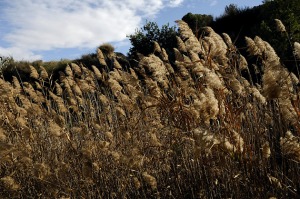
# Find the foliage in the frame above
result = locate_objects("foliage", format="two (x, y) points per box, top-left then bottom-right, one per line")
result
(258, 0), (300, 63)
(77, 53), (99, 68)
(99, 43), (115, 55)
(211, 0), (300, 74)
(127, 21), (178, 58)
(0, 58), (72, 82)
(0, 56), (14, 75)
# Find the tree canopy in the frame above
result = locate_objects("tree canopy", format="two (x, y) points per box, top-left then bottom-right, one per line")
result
(127, 21), (178, 58)
(210, 0), (300, 73)
(127, 0), (300, 74)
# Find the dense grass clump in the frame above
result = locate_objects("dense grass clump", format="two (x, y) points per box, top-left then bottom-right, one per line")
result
(0, 20), (299, 198)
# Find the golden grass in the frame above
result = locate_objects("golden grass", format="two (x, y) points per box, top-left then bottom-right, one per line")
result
(0, 20), (299, 198)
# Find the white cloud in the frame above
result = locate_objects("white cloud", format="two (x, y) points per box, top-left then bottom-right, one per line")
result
(169, 0), (184, 7)
(0, 0), (184, 60)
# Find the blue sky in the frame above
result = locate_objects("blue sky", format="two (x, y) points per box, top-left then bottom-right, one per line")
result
(0, 0), (263, 61)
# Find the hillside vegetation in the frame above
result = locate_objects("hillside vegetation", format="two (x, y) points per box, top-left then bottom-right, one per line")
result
(184, 0), (300, 75)
(0, 19), (300, 198)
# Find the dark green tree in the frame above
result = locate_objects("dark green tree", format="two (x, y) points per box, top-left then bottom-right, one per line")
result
(257, 0), (300, 67)
(223, 4), (240, 17)
(127, 21), (178, 58)
(182, 13), (213, 38)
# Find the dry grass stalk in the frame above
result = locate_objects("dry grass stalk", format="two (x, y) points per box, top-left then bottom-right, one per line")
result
(0, 21), (299, 199)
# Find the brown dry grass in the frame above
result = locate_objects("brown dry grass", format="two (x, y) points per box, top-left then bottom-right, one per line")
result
(0, 20), (299, 198)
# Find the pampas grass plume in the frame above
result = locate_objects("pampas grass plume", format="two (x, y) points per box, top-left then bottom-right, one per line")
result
(153, 41), (162, 53)
(34, 163), (51, 180)
(262, 141), (271, 159)
(70, 63), (82, 76)
(133, 177), (141, 189)
(55, 82), (63, 96)
(0, 128), (6, 141)
(29, 65), (39, 79)
(274, 19), (286, 32)
(149, 132), (162, 147)
(280, 131), (300, 162)
(294, 42), (300, 59)
(0, 176), (20, 191)
(65, 64), (73, 77)
(39, 66), (49, 80)
(245, 37), (260, 56)
(97, 48), (107, 66)
(142, 172), (157, 190)
(48, 120), (63, 137)
(92, 65), (102, 80)
(176, 36), (187, 53)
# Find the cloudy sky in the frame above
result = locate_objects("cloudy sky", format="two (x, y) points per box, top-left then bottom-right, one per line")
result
(0, 0), (263, 61)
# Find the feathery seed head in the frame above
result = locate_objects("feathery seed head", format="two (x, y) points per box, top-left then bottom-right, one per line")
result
(153, 41), (162, 53)
(91, 65), (102, 80)
(29, 65), (39, 79)
(133, 177), (141, 189)
(176, 36), (187, 53)
(65, 64), (73, 77)
(176, 20), (203, 53)
(161, 48), (169, 62)
(142, 172), (157, 190)
(70, 63), (82, 76)
(55, 82), (63, 96)
(0, 176), (20, 191)
(113, 57), (122, 69)
(34, 163), (51, 180)
(222, 33), (234, 48)
(245, 37), (260, 56)
(108, 78), (123, 95)
(262, 141), (271, 159)
(294, 42), (300, 59)
(280, 131), (300, 162)
(275, 19), (286, 32)
(0, 128), (6, 141)
(97, 48), (107, 66)
(48, 120), (63, 137)
(149, 132), (162, 147)
(39, 66), (49, 80)
(238, 55), (248, 71)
